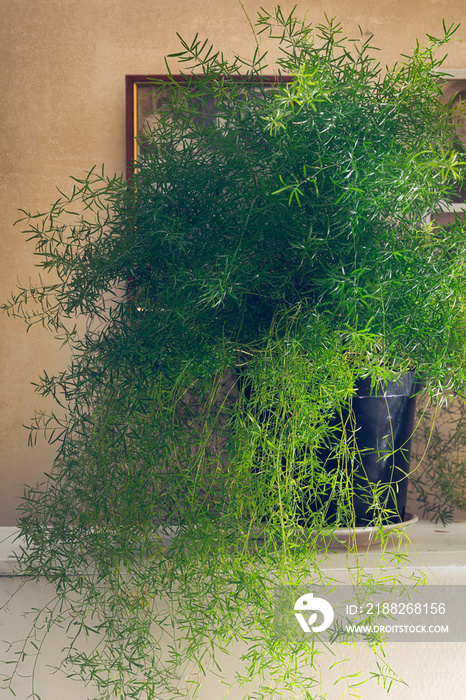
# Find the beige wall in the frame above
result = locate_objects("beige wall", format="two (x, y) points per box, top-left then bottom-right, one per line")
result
(1, 0), (466, 526)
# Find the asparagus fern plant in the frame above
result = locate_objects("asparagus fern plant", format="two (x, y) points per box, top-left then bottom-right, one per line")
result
(2, 7), (466, 699)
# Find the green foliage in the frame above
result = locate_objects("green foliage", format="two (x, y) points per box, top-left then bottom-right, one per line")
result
(2, 7), (466, 699)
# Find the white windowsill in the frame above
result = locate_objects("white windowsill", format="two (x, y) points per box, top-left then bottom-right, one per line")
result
(438, 202), (466, 213)
(1, 520), (466, 576)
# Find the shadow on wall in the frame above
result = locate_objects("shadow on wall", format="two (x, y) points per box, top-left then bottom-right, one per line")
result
(408, 395), (466, 523)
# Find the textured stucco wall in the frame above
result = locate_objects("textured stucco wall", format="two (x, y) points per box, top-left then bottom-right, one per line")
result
(1, 0), (466, 527)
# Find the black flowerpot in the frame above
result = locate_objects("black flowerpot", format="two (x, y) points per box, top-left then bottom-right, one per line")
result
(310, 371), (421, 527)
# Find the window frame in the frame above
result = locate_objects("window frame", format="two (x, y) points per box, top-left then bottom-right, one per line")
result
(125, 74), (289, 179)
(433, 69), (466, 224)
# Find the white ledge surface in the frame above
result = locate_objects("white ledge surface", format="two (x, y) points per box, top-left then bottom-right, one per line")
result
(1, 520), (466, 577)
(322, 518), (466, 575)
